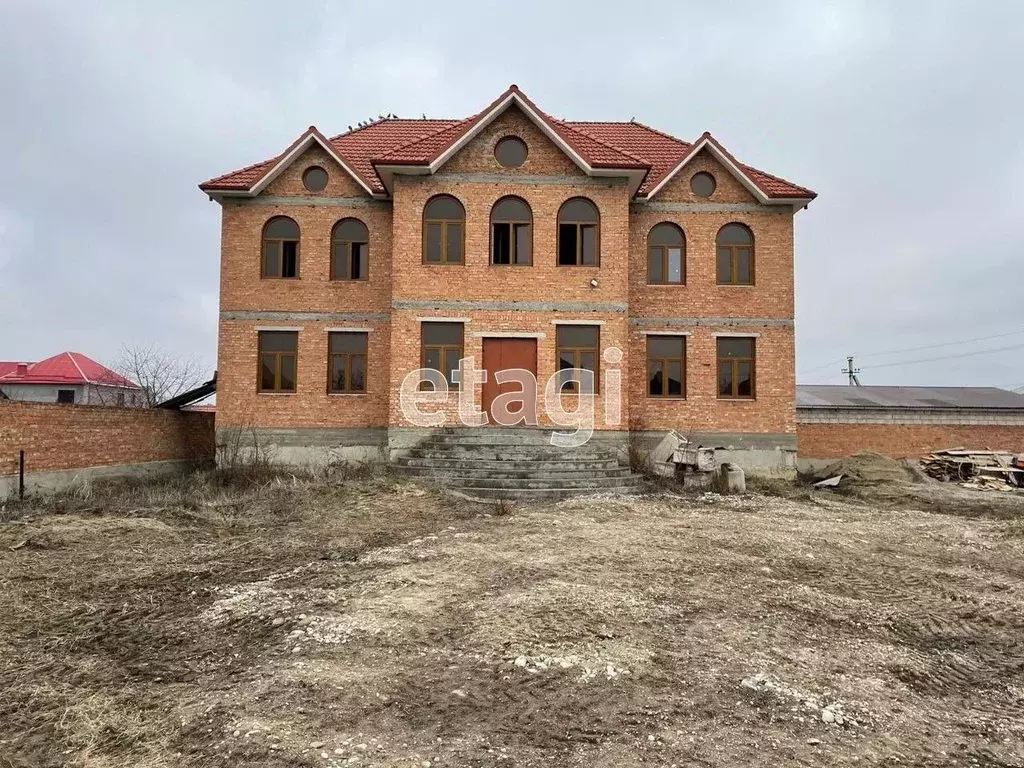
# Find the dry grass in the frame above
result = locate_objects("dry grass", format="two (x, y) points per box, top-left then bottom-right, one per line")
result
(3, 466), (1024, 767)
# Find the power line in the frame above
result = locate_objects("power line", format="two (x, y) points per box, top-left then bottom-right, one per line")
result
(857, 329), (1024, 360)
(862, 342), (1024, 371)
(797, 328), (1024, 377)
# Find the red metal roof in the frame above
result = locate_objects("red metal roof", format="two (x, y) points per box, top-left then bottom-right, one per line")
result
(0, 352), (140, 388)
(200, 86), (815, 200)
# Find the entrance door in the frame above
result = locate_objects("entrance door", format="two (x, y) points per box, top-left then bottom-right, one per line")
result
(481, 337), (538, 425)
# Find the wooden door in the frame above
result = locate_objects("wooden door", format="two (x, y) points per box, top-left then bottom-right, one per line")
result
(481, 338), (538, 425)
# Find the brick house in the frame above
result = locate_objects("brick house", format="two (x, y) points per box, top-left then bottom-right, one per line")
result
(199, 85), (815, 467)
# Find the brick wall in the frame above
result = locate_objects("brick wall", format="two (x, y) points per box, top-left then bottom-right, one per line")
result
(0, 401), (215, 477)
(213, 105), (799, 439)
(797, 409), (1024, 459)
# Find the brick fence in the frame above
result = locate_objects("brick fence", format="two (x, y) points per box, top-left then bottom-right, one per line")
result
(796, 406), (1024, 465)
(0, 401), (215, 494)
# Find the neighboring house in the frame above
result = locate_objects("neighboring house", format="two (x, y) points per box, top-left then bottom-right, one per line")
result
(199, 85), (816, 467)
(0, 352), (143, 407)
(797, 385), (1024, 469)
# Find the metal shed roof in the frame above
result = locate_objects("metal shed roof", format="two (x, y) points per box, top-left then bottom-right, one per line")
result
(796, 385), (1024, 410)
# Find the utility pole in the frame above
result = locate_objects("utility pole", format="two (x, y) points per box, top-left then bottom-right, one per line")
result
(842, 356), (862, 386)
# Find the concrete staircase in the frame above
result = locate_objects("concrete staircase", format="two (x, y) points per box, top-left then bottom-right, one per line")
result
(392, 427), (643, 500)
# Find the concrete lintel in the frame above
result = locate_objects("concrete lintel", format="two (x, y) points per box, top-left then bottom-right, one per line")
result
(471, 331), (546, 338)
(551, 320), (606, 326)
(233, 195), (389, 208)
(425, 172), (626, 187)
(712, 332), (760, 338)
(255, 325), (303, 332)
(394, 300), (627, 313)
(641, 330), (691, 336)
(629, 317), (793, 329)
(632, 201), (786, 214)
(324, 327), (373, 333)
(417, 316), (471, 323)
(222, 311), (390, 323)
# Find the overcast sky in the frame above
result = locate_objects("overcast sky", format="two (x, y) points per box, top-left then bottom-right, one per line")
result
(2, 1), (1021, 389)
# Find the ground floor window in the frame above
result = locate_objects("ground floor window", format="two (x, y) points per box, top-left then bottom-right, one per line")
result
(328, 332), (368, 393)
(556, 325), (599, 393)
(647, 335), (686, 398)
(717, 337), (755, 398)
(57, 389), (75, 404)
(421, 322), (464, 390)
(258, 330), (298, 393)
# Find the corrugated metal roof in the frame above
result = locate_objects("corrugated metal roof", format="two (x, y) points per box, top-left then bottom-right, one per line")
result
(796, 385), (1024, 410)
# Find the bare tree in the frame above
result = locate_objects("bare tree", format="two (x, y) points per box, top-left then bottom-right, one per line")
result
(96, 343), (208, 408)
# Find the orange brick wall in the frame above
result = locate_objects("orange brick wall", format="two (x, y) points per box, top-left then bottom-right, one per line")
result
(213, 106), (800, 439)
(797, 423), (1024, 460)
(0, 401), (215, 477)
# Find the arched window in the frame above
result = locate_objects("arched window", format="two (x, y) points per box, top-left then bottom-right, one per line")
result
(331, 218), (369, 280)
(262, 216), (300, 278)
(557, 197), (599, 266)
(717, 223), (754, 285)
(647, 223), (686, 284)
(490, 196), (532, 265)
(423, 195), (465, 264)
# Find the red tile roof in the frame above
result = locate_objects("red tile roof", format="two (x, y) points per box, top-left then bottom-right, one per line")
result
(0, 352), (140, 388)
(200, 86), (815, 200)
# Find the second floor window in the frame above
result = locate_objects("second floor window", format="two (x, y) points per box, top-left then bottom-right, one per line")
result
(647, 223), (686, 284)
(557, 198), (599, 266)
(331, 219), (369, 280)
(491, 196), (532, 265)
(423, 195), (465, 264)
(258, 330), (298, 393)
(262, 216), (300, 279)
(717, 223), (754, 285)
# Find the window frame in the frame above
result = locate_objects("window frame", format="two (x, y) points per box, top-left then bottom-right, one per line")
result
(716, 223), (755, 286)
(261, 216), (300, 280)
(646, 335), (687, 399)
(302, 166), (329, 193)
(257, 330), (298, 394)
(690, 171), (717, 198)
(420, 322), (464, 391)
(556, 197), (600, 267)
(489, 196), (533, 266)
(330, 218), (369, 281)
(555, 325), (600, 394)
(646, 223), (686, 285)
(716, 337), (756, 400)
(494, 136), (528, 168)
(422, 195), (466, 265)
(57, 389), (75, 404)
(327, 331), (368, 394)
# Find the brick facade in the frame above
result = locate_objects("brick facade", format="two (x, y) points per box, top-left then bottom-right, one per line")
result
(797, 407), (1024, 461)
(206, 93), (812, 463)
(0, 401), (214, 480)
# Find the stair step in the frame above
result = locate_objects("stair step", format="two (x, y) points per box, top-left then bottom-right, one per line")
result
(409, 448), (613, 461)
(397, 457), (622, 471)
(395, 466), (631, 480)
(439, 475), (641, 490)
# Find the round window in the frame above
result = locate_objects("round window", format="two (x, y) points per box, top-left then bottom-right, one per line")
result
(494, 136), (528, 168)
(302, 166), (329, 192)
(690, 172), (716, 198)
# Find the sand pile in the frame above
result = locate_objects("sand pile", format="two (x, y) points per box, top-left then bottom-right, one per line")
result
(815, 451), (917, 487)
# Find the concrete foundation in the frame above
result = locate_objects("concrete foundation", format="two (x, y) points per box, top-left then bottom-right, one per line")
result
(216, 427), (388, 467)
(1, 459), (196, 499)
(633, 430), (797, 471)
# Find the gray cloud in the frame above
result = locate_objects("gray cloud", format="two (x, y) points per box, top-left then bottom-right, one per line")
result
(2, 0), (1021, 389)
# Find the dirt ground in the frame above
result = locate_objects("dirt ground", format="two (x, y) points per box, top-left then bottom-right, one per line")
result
(2, 465), (1024, 768)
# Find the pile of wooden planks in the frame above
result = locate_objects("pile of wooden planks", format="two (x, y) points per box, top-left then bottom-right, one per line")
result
(920, 448), (1024, 491)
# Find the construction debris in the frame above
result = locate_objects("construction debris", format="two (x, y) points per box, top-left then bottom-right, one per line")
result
(920, 449), (1024, 491)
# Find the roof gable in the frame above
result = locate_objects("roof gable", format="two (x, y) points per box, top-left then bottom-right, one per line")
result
(0, 352), (139, 388)
(199, 86), (816, 203)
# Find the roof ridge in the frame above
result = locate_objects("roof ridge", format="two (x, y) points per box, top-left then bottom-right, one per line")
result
(627, 119), (693, 149)
(327, 117), (460, 142)
(554, 119), (649, 165)
(740, 162), (816, 196)
(373, 117), (474, 160)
